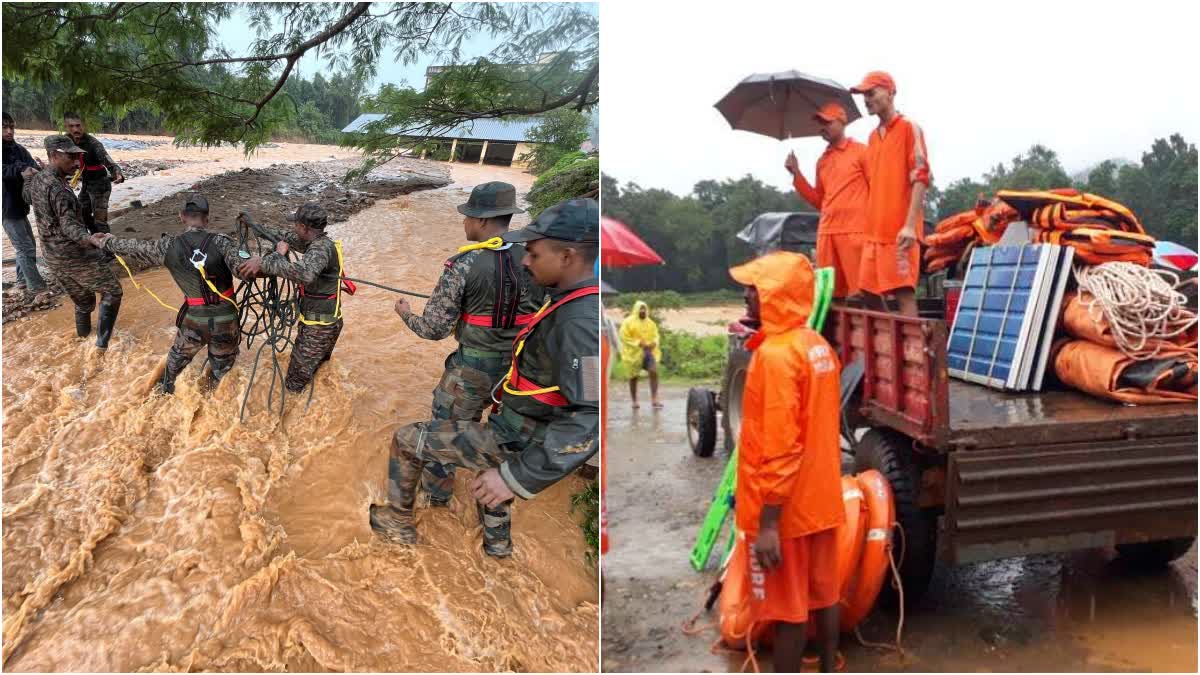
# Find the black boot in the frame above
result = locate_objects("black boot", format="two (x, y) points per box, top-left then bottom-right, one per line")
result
(95, 299), (120, 349)
(75, 307), (92, 338)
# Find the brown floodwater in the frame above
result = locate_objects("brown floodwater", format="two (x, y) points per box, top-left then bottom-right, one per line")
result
(1, 163), (598, 672)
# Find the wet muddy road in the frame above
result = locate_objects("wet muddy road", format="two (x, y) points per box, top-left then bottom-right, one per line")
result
(2, 163), (598, 672)
(602, 383), (1196, 672)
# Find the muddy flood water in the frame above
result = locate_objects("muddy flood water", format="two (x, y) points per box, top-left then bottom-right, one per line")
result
(602, 383), (1197, 673)
(2, 153), (598, 671)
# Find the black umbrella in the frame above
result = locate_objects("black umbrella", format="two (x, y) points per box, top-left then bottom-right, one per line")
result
(715, 70), (861, 140)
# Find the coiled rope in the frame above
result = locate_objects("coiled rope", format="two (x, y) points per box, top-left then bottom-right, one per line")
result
(1074, 262), (1198, 360)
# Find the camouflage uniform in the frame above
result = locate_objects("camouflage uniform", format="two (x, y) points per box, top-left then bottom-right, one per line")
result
(374, 198), (600, 558)
(101, 194), (245, 392)
(23, 136), (123, 346)
(257, 203), (344, 393)
(401, 182), (545, 508)
(73, 133), (122, 234)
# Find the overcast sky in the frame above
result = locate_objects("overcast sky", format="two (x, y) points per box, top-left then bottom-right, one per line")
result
(601, 0), (1200, 197)
(217, 3), (598, 93)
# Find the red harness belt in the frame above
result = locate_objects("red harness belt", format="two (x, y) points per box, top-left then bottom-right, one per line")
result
(461, 312), (537, 327)
(185, 287), (234, 306)
(502, 285), (600, 406)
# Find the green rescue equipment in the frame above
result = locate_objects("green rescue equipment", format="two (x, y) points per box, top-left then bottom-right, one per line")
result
(689, 266), (835, 571)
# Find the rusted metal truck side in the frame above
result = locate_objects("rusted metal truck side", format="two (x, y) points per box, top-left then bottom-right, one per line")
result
(820, 304), (1197, 603)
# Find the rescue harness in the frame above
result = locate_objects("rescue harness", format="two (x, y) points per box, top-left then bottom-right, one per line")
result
(497, 285), (600, 406)
(455, 236), (534, 329)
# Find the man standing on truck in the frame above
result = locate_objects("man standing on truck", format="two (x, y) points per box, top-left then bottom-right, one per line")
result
(728, 250), (845, 673)
(64, 112), (125, 235)
(785, 102), (869, 299)
(851, 71), (931, 316)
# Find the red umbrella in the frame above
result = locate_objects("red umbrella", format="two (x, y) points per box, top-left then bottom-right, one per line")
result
(602, 216), (664, 268)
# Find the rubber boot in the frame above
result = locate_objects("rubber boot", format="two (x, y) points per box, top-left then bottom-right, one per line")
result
(369, 505), (419, 545)
(94, 299), (120, 349)
(75, 307), (92, 338)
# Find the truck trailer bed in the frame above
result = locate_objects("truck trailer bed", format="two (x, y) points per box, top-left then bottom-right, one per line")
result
(946, 380), (1197, 449)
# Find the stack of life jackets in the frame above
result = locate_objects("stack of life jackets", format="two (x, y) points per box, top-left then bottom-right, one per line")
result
(924, 197), (1018, 273)
(925, 189), (1156, 273)
(997, 188), (1156, 266)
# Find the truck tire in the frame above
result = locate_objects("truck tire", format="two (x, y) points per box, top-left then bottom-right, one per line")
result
(1116, 537), (1196, 571)
(719, 341), (752, 454)
(687, 387), (718, 457)
(854, 428), (937, 607)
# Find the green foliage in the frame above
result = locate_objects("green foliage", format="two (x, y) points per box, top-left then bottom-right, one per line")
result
(606, 290), (685, 312)
(610, 328), (728, 382)
(3, 3), (598, 158)
(603, 173), (808, 293)
(550, 150), (587, 172)
(518, 108), (590, 174)
(929, 136), (1197, 246)
(526, 156), (598, 218)
(570, 480), (599, 566)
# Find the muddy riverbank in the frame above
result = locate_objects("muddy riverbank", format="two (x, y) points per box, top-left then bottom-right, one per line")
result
(602, 383), (1197, 672)
(2, 132), (452, 322)
(2, 163), (599, 672)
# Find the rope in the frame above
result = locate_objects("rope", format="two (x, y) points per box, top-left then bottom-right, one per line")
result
(342, 276), (429, 299)
(113, 253), (178, 311)
(234, 226), (300, 421)
(853, 523), (909, 663)
(1074, 262), (1198, 360)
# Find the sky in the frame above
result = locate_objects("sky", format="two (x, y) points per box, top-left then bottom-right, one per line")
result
(600, 0), (1200, 196)
(216, 3), (599, 93)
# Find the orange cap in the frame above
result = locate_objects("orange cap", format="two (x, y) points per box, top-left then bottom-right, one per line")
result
(812, 102), (848, 124)
(850, 71), (896, 95)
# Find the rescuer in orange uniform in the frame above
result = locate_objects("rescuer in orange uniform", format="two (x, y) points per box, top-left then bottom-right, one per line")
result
(729, 250), (845, 672)
(785, 102), (869, 299)
(851, 70), (931, 316)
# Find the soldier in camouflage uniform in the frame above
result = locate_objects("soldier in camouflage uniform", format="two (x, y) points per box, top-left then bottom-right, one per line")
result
(23, 135), (123, 348)
(395, 181), (544, 511)
(95, 194), (248, 394)
(372, 198), (600, 558)
(64, 112), (124, 234)
(237, 202), (344, 394)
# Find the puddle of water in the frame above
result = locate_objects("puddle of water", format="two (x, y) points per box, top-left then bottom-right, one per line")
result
(603, 382), (1197, 672)
(2, 165), (597, 672)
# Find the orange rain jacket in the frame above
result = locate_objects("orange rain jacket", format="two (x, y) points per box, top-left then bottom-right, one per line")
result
(793, 138), (870, 236)
(729, 252), (846, 540)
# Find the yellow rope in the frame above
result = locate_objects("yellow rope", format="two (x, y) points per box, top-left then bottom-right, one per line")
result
(196, 264), (239, 310)
(113, 253), (177, 312)
(457, 236), (506, 254)
(298, 240), (345, 326)
(500, 296), (562, 397)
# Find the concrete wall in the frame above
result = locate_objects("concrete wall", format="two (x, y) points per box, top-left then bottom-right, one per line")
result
(511, 142), (535, 170)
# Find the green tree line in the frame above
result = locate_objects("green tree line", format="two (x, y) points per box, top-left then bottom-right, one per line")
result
(2, 71), (365, 144)
(605, 135), (1197, 293)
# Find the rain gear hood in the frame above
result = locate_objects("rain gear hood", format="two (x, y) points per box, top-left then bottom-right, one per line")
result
(728, 251), (845, 539)
(619, 300), (662, 376)
(729, 252), (813, 346)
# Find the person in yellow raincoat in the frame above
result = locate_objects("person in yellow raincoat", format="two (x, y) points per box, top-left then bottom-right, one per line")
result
(620, 300), (662, 408)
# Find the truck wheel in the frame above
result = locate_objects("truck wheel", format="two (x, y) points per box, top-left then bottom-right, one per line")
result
(854, 428), (937, 607)
(720, 342), (752, 454)
(687, 387), (718, 457)
(1116, 537), (1196, 571)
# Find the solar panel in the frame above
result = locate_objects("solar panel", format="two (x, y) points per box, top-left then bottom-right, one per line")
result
(947, 242), (1071, 391)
